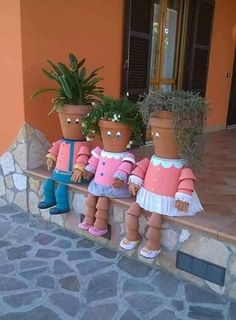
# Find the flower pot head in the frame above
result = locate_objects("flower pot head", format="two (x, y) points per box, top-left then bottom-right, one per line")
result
(150, 111), (179, 159)
(58, 104), (92, 140)
(99, 120), (132, 153)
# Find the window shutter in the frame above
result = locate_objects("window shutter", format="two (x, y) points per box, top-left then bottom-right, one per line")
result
(122, 0), (154, 101)
(183, 0), (215, 96)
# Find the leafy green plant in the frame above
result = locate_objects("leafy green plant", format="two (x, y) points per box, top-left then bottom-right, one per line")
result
(138, 90), (209, 170)
(32, 53), (104, 113)
(82, 96), (145, 146)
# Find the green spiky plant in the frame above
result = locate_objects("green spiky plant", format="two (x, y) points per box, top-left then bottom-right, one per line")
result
(138, 90), (209, 170)
(31, 53), (104, 113)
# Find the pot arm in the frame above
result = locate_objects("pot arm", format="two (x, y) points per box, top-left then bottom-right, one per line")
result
(175, 168), (196, 203)
(128, 158), (150, 186)
(46, 139), (61, 161)
(114, 153), (135, 183)
(85, 146), (102, 174)
(74, 145), (91, 170)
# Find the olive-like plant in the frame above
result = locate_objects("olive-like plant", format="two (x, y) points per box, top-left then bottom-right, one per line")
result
(138, 90), (209, 170)
(32, 53), (104, 113)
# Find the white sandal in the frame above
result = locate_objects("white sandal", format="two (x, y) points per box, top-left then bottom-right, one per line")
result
(120, 237), (140, 250)
(140, 247), (161, 259)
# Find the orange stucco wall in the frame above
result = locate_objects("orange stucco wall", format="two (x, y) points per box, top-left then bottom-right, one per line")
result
(0, 0), (24, 155)
(206, 0), (236, 128)
(21, 0), (124, 143)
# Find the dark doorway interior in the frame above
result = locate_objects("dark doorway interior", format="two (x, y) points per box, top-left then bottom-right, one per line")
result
(227, 47), (236, 127)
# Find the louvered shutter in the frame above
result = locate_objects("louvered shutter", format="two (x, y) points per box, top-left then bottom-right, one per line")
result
(122, 0), (153, 101)
(183, 0), (215, 96)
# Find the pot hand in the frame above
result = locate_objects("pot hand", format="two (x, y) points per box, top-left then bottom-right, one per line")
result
(71, 169), (83, 183)
(129, 182), (140, 196)
(112, 178), (124, 189)
(46, 158), (55, 171)
(175, 200), (189, 213)
(83, 170), (93, 180)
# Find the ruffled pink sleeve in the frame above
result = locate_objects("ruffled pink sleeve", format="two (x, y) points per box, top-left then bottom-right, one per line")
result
(128, 158), (150, 186)
(175, 168), (196, 203)
(114, 153), (135, 183)
(47, 140), (61, 160)
(75, 145), (91, 169)
(85, 146), (102, 173)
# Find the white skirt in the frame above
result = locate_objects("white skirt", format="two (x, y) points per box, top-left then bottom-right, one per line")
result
(136, 187), (203, 217)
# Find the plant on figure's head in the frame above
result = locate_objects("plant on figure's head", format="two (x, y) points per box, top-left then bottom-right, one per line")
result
(138, 90), (209, 170)
(82, 96), (145, 146)
(31, 53), (104, 114)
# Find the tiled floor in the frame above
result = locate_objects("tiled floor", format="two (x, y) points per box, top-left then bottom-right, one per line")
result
(27, 129), (236, 245)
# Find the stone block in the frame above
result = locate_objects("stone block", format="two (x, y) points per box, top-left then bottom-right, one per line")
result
(29, 191), (40, 214)
(161, 229), (179, 251)
(50, 214), (64, 227)
(13, 191), (27, 211)
(4, 175), (13, 189)
(6, 189), (14, 203)
(179, 229), (191, 243)
(29, 177), (40, 193)
(72, 193), (85, 214)
(12, 143), (26, 170)
(181, 236), (229, 267)
(0, 152), (15, 175)
(13, 173), (27, 191)
(113, 206), (124, 222)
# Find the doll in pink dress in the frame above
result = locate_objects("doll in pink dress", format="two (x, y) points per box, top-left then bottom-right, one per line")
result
(79, 119), (135, 236)
(120, 111), (203, 258)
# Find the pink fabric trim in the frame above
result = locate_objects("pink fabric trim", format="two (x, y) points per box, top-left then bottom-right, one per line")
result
(117, 161), (133, 175)
(122, 152), (135, 164)
(48, 140), (61, 158)
(179, 168), (196, 182)
(78, 145), (90, 157)
(178, 179), (194, 193)
(131, 158), (150, 179)
(91, 146), (102, 159)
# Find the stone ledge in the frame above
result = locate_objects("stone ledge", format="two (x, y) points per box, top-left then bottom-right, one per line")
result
(25, 167), (236, 245)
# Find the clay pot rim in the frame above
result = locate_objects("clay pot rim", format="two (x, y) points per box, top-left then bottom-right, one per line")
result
(98, 119), (131, 130)
(150, 111), (173, 119)
(58, 104), (92, 115)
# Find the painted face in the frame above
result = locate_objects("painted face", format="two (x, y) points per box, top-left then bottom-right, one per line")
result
(61, 114), (84, 139)
(100, 124), (131, 153)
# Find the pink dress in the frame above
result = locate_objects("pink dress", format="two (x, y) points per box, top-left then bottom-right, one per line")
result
(129, 155), (203, 216)
(86, 147), (135, 198)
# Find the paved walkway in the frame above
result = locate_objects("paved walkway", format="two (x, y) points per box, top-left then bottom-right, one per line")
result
(0, 205), (235, 320)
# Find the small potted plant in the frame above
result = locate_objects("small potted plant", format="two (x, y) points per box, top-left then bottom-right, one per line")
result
(32, 53), (104, 138)
(78, 96), (145, 236)
(31, 53), (104, 215)
(138, 90), (209, 170)
(120, 90), (208, 259)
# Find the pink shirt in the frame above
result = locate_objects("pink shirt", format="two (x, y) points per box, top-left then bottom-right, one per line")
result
(87, 147), (135, 186)
(131, 155), (195, 198)
(48, 139), (91, 173)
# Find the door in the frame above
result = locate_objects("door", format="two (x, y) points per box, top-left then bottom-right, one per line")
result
(122, 0), (154, 101)
(227, 48), (236, 127)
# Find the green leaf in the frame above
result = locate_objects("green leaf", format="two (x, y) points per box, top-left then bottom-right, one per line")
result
(46, 60), (62, 75)
(42, 68), (60, 83)
(59, 76), (72, 100)
(31, 88), (57, 99)
(69, 53), (78, 68)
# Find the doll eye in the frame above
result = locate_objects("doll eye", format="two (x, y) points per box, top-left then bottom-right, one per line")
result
(75, 118), (80, 124)
(116, 131), (122, 138)
(155, 132), (160, 137)
(67, 118), (71, 124)
(107, 131), (112, 137)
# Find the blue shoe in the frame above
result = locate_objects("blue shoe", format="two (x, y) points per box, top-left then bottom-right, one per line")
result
(49, 207), (69, 215)
(38, 201), (56, 209)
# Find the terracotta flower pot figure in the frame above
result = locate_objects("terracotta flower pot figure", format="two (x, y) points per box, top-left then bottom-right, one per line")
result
(79, 96), (144, 236)
(38, 105), (92, 214)
(120, 111), (204, 258)
(31, 53), (104, 215)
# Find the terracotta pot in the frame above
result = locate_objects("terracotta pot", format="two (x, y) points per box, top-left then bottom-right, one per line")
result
(99, 120), (132, 153)
(150, 111), (180, 159)
(58, 104), (92, 140)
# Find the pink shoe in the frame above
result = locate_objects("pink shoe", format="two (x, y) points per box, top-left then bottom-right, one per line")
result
(88, 226), (108, 236)
(78, 221), (91, 230)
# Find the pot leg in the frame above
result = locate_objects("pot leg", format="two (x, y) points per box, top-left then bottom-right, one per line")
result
(120, 202), (142, 250)
(146, 213), (162, 251)
(126, 202), (142, 241)
(84, 194), (98, 225)
(94, 197), (109, 230)
(49, 184), (69, 214)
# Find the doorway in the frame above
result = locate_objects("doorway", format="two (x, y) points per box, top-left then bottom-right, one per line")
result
(227, 47), (236, 127)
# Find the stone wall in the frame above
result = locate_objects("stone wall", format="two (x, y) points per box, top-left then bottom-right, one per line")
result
(0, 123), (50, 210)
